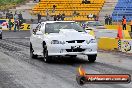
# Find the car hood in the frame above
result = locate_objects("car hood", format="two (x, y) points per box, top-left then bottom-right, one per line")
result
(44, 29), (94, 41)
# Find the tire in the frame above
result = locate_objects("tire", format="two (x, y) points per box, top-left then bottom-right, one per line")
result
(88, 54), (97, 63)
(30, 43), (37, 59)
(43, 45), (51, 63)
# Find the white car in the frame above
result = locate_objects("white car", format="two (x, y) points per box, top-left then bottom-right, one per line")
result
(0, 29), (2, 39)
(30, 21), (97, 63)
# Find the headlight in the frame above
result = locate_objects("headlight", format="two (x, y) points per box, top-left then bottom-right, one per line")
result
(51, 40), (65, 44)
(86, 39), (96, 44)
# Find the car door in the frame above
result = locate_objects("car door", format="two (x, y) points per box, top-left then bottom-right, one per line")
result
(31, 24), (42, 54)
(34, 23), (45, 55)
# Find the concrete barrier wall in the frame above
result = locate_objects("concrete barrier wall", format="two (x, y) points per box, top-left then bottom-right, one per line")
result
(0, 19), (30, 30)
(123, 30), (131, 39)
(1, 23), (30, 31)
(98, 38), (132, 53)
(98, 37), (118, 50)
(121, 39), (132, 53)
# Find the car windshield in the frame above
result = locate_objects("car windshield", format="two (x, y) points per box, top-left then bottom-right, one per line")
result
(87, 21), (104, 26)
(45, 22), (86, 33)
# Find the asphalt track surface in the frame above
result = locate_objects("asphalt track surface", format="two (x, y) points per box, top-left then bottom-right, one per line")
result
(0, 31), (132, 88)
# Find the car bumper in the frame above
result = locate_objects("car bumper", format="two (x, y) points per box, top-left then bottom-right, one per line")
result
(47, 43), (97, 56)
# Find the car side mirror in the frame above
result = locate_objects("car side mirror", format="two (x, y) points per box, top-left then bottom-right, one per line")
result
(33, 29), (38, 34)
(36, 31), (43, 35)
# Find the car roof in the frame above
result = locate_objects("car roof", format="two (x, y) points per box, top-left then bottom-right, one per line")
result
(41, 21), (75, 24)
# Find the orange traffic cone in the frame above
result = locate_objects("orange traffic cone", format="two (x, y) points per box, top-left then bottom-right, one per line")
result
(117, 25), (123, 39)
(131, 20), (132, 25)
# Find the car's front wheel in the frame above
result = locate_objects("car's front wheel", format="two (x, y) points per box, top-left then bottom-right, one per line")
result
(88, 54), (97, 63)
(43, 45), (51, 63)
(30, 43), (37, 59)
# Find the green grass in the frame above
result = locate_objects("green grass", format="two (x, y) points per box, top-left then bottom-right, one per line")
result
(0, 0), (25, 10)
(0, 0), (23, 4)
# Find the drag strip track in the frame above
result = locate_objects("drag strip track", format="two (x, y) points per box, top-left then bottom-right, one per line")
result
(0, 68), (25, 88)
(0, 39), (132, 88)
(2, 38), (30, 48)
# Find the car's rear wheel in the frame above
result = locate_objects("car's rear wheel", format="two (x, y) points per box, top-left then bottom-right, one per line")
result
(88, 54), (97, 63)
(43, 45), (51, 63)
(30, 43), (37, 59)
